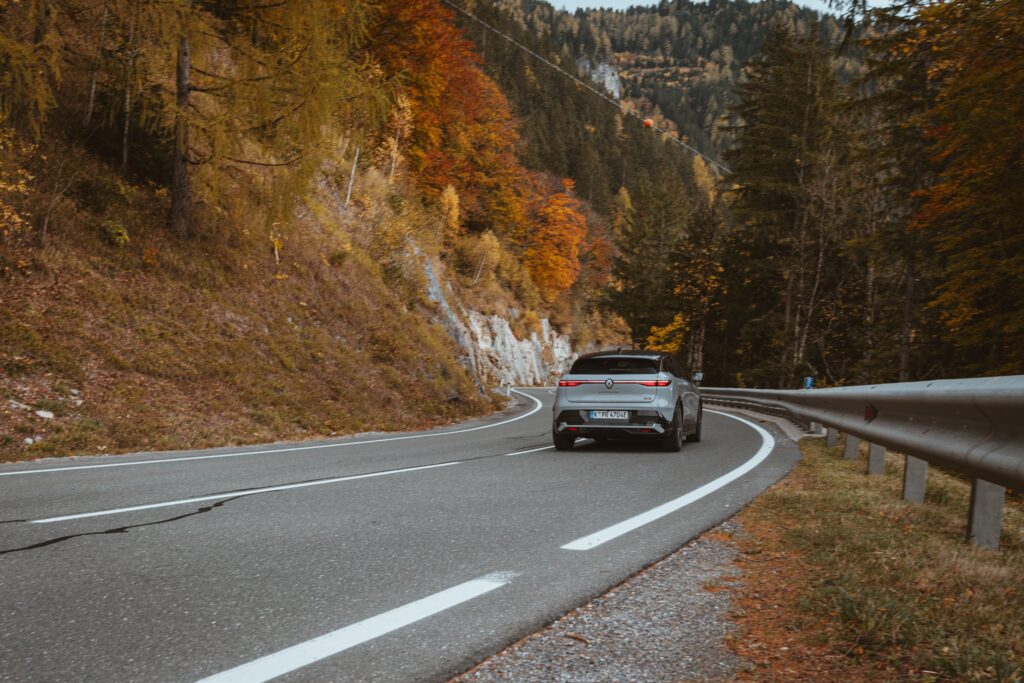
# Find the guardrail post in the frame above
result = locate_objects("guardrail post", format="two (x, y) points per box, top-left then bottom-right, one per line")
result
(844, 435), (860, 460)
(868, 443), (886, 475)
(968, 479), (1004, 549)
(902, 456), (927, 503)
(701, 379), (1023, 554)
(809, 421), (821, 435)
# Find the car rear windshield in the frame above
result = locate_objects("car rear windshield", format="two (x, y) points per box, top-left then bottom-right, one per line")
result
(570, 357), (659, 375)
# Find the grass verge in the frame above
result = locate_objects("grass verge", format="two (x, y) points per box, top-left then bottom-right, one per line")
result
(728, 436), (1023, 681)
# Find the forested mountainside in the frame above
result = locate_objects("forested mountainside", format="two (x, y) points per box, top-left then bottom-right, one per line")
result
(482, 0), (862, 157)
(461, 0), (1022, 385)
(450, 0), (708, 222)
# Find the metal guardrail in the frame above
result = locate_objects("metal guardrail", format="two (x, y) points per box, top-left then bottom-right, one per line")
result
(701, 397), (812, 433)
(702, 376), (1024, 549)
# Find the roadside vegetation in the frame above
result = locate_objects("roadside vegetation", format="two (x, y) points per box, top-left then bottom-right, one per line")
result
(728, 437), (1023, 681)
(0, 136), (499, 461)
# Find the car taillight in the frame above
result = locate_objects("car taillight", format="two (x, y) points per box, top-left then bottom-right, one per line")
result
(559, 380), (582, 387)
(638, 380), (671, 387)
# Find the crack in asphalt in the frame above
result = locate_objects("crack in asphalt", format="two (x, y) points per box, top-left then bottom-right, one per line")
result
(0, 496), (249, 556)
(0, 443), (551, 556)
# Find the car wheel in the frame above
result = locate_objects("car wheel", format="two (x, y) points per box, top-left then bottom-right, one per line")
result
(553, 428), (576, 451)
(661, 405), (684, 452)
(687, 403), (702, 443)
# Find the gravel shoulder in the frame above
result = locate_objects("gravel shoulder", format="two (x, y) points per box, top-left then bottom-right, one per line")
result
(453, 520), (750, 683)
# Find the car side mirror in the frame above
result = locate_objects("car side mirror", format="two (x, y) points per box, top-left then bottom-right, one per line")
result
(692, 371), (704, 383)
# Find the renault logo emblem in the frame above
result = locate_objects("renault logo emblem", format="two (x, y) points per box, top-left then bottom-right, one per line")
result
(605, 378), (614, 389)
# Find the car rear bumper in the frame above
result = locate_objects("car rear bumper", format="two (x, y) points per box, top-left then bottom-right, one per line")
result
(554, 422), (666, 436)
(553, 408), (671, 436)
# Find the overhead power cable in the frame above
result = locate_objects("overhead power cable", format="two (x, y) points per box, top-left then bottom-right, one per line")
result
(439, 0), (731, 174)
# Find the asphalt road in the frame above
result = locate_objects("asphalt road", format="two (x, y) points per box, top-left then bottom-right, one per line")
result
(0, 388), (800, 682)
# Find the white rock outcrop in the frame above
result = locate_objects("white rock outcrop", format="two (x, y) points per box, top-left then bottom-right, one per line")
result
(421, 253), (576, 387)
(576, 57), (622, 99)
(466, 311), (575, 387)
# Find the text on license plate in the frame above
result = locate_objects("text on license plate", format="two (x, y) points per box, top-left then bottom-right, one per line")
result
(590, 410), (629, 420)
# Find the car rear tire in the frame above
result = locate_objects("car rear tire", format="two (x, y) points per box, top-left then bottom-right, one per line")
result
(687, 403), (703, 443)
(661, 406), (684, 452)
(553, 429), (576, 451)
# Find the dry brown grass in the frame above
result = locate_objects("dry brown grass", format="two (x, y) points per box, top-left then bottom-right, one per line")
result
(1, 146), (496, 461)
(728, 437), (1024, 682)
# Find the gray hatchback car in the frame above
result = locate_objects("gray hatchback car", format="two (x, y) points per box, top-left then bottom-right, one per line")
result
(552, 350), (702, 451)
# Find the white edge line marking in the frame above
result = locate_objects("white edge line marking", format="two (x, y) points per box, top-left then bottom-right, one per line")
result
(2, 390), (544, 477)
(30, 444), (554, 524)
(30, 461), (459, 524)
(195, 572), (517, 683)
(560, 410), (775, 551)
(502, 445), (554, 457)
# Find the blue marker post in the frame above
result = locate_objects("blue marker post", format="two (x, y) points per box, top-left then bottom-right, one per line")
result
(803, 376), (821, 434)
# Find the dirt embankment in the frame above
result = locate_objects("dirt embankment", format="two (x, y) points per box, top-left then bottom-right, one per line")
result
(1, 154), (496, 463)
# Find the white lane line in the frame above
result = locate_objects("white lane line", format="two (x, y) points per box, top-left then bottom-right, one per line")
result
(30, 461), (458, 524)
(1, 390), (544, 477)
(30, 444), (554, 524)
(561, 410), (775, 551)
(502, 445), (554, 457)
(195, 572), (516, 683)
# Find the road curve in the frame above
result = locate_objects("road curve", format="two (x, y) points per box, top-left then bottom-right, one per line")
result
(0, 388), (800, 682)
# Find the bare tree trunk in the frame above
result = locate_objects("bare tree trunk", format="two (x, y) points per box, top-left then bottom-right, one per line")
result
(798, 227), (827, 370)
(778, 270), (794, 388)
(388, 131), (400, 185)
(170, 6), (192, 238)
(863, 217), (877, 383)
(40, 154), (79, 245)
(121, 6), (138, 168)
(899, 228), (915, 381)
(345, 145), (360, 207)
(84, 4), (109, 128)
(797, 148), (841, 377)
(779, 57), (816, 389)
(790, 210), (811, 373)
(32, 0), (52, 45)
(692, 318), (706, 375)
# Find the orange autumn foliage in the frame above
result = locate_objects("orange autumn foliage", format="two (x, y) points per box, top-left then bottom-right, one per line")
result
(526, 179), (588, 301)
(585, 234), (614, 289)
(370, 0), (529, 235)
(369, 1), (595, 303)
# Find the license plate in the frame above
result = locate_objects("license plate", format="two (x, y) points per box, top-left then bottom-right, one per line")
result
(590, 410), (629, 420)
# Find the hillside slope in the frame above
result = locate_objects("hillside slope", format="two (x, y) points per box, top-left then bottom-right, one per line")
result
(1, 140), (498, 461)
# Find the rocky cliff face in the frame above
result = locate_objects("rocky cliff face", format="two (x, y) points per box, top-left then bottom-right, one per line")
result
(422, 254), (576, 388)
(465, 311), (575, 387)
(577, 57), (622, 99)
